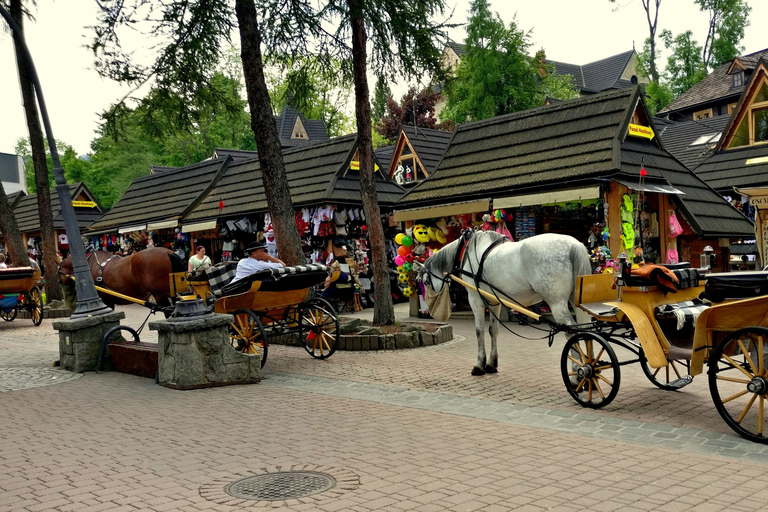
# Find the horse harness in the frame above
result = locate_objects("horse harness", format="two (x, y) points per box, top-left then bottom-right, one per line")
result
(451, 229), (508, 288)
(88, 251), (122, 284)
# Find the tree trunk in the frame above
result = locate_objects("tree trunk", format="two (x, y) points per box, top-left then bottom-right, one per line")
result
(0, 182), (27, 267)
(643, 0), (661, 83)
(348, 0), (395, 325)
(234, 0), (305, 266)
(10, 0), (62, 300)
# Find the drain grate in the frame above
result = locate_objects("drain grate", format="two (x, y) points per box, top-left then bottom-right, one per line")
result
(225, 471), (336, 501)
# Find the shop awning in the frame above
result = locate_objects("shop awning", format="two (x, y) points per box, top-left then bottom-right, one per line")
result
(182, 220), (217, 233)
(147, 220), (178, 230)
(393, 199), (490, 222)
(493, 186), (601, 209)
(118, 224), (146, 234)
(614, 179), (684, 195)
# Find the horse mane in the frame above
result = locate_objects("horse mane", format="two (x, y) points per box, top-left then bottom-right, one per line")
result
(426, 236), (458, 274)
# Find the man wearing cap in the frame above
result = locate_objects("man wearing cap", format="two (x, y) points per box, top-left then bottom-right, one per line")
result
(231, 241), (285, 283)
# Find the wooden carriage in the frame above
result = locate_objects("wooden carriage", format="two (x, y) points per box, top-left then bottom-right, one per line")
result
(0, 267), (43, 326)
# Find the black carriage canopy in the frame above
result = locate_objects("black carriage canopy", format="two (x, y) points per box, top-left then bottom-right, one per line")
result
(0, 267), (37, 281)
(196, 263), (331, 297)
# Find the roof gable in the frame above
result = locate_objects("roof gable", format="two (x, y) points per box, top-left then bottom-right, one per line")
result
(548, 50), (643, 94)
(387, 126), (453, 185)
(720, 59), (768, 150)
(10, 183), (102, 234)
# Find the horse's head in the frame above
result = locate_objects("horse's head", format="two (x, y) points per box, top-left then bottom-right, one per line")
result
(57, 256), (77, 311)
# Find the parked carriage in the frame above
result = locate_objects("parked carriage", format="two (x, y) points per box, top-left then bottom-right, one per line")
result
(0, 267), (43, 326)
(172, 262), (340, 368)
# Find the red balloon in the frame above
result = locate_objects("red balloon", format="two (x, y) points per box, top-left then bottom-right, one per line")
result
(397, 245), (411, 257)
(404, 252), (415, 263)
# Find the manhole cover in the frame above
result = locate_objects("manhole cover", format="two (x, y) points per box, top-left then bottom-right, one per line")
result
(225, 471), (336, 501)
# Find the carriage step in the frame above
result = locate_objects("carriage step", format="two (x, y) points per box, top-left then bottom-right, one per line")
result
(667, 376), (694, 389)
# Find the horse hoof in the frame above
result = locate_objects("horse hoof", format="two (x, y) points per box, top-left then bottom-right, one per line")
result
(471, 367), (485, 376)
(484, 366), (498, 374)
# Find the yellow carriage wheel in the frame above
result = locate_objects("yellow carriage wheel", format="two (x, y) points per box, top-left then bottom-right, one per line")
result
(229, 309), (268, 368)
(20, 286), (43, 326)
(709, 327), (768, 443)
(561, 333), (620, 409)
(298, 303), (339, 359)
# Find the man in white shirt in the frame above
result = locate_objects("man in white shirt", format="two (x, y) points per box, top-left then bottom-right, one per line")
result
(231, 241), (284, 283)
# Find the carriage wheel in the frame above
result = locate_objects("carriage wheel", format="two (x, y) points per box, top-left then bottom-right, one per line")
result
(639, 349), (690, 391)
(22, 286), (43, 326)
(0, 306), (17, 322)
(298, 304), (338, 359)
(307, 297), (338, 317)
(708, 327), (768, 443)
(561, 333), (620, 409)
(229, 309), (268, 368)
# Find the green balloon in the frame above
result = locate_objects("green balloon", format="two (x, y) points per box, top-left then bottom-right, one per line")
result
(403, 262), (413, 271)
(402, 235), (413, 246)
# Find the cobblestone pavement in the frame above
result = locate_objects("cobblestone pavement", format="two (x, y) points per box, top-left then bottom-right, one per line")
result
(1, 304), (768, 511)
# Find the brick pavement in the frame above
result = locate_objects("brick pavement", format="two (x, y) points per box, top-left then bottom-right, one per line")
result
(1, 304), (768, 511)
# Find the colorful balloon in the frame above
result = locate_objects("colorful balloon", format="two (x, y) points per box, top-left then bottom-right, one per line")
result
(397, 245), (411, 257)
(413, 225), (430, 243)
(394, 255), (405, 266)
(403, 262), (413, 271)
(435, 230), (447, 244)
(401, 235), (413, 247)
(395, 233), (405, 245)
(397, 265), (406, 274)
(427, 226), (437, 241)
(402, 286), (413, 297)
(404, 252), (415, 263)
(398, 273), (408, 283)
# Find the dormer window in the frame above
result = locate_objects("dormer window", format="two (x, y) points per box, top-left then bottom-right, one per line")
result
(733, 71), (744, 89)
(730, 81), (768, 148)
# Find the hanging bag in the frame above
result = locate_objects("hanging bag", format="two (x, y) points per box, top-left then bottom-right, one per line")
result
(668, 211), (683, 239)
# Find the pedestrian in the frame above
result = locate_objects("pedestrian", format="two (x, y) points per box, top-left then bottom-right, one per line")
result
(188, 245), (212, 272)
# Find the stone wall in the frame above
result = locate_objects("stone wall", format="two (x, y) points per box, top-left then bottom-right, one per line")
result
(269, 323), (454, 351)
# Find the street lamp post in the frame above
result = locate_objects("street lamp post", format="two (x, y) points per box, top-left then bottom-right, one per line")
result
(0, 6), (111, 318)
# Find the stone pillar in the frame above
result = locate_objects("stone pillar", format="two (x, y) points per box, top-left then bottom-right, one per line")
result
(53, 311), (126, 373)
(150, 313), (261, 390)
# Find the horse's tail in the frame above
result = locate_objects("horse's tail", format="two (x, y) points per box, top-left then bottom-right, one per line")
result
(570, 241), (593, 325)
(168, 251), (186, 273)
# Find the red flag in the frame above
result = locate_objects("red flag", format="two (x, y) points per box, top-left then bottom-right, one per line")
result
(218, 199), (224, 211)
(640, 166), (647, 177)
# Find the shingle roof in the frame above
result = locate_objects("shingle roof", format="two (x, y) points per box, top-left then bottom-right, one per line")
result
(374, 145), (395, 174)
(692, 145), (768, 193)
(654, 115), (730, 170)
(548, 50), (637, 94)
(398, 86), (752, 237)
(89, 159), (229, 231)
(658, 48), (768, 115)
(184, 135), (405, 222)
(275, 104), (330, 148)
(8, 183), (102, 234)
(447, 40), (466, 57)
(150, 166), (178, 175)
(213, 148), (258, 162)
(400, 126), (453, 175)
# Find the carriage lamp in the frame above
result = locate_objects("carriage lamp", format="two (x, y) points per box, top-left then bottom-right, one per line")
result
(0, 6), (111, 318)
(701, 245), (714, 271)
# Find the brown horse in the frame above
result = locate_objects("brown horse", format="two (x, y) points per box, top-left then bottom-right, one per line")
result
(59, 248), (186, 310)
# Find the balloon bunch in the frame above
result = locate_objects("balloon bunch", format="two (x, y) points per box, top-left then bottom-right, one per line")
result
(393, 222), (451, 297)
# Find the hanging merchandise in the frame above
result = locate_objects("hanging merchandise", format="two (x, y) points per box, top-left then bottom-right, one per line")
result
(668, 211), (683, 239)
(620, 194), (635, 252)
(666, 248), (679, 264)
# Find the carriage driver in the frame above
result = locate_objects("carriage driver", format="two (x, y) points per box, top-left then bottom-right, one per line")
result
(230, 241), (285, 283)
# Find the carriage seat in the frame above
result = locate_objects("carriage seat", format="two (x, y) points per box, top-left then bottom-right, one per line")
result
(622, 264), (701, 292)
(219, 264), (330, 297)
(199, 262), (239, 297)
(654, 298), (709, 359)
(701, 271), (768, 303)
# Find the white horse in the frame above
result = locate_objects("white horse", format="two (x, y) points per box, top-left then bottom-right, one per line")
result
(418, 230), (592, 376)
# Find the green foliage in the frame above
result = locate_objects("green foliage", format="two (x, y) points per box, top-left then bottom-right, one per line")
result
(15, 138), (87, 193)
(372, 76), (392, 122)
(266, 61), (354, 138)
(661, 29), (706, 97)
(695, 0), (751, 70)
(641, 81), (674, 115)
(442, 0), (573, 123)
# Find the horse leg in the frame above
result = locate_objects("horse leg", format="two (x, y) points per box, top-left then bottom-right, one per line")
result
(549, 300), (582, 387)
(469, 294), (488, 376)
(486, 304), (501, 373)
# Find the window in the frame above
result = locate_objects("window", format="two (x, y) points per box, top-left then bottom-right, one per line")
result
(693, 108), (713, 120)
(689, 133), (720, 146)
(728, 82), (768, 148)
(733, 71), (744, 89)
(728, 103), (737, 115)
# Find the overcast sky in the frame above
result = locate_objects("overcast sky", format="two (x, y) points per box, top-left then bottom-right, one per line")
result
(0, 0), (766, 156)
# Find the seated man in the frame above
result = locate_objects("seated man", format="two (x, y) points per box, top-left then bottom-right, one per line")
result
(230, 241), (284, 283)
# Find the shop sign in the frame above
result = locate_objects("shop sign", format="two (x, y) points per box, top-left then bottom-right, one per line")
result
(628, 123), (655, 140)
(747, 156), (768, 165)
(350, 161), (379, 171)
(72, 200), (97, 208)
(749, 196), (768, 209)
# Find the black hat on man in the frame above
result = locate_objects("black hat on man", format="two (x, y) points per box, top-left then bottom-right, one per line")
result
(246, 241), (266, 253)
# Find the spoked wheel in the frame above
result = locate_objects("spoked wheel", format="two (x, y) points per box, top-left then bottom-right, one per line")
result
(0, 306), (17, 322)
(708, 327), (768, 443)
(640, 349), (690, 391)
(229, 309), (268, 368)
(561, 333), (621, 409)
(298, 304), (339, 359)
(20, 286), (43, 326)
(307, 297), (338, 317)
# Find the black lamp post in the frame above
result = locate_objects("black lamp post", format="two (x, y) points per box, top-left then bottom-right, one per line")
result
(0, 6), (111, 318)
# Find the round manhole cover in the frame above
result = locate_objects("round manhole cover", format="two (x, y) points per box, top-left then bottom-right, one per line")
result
(225, 471), (336, 501)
